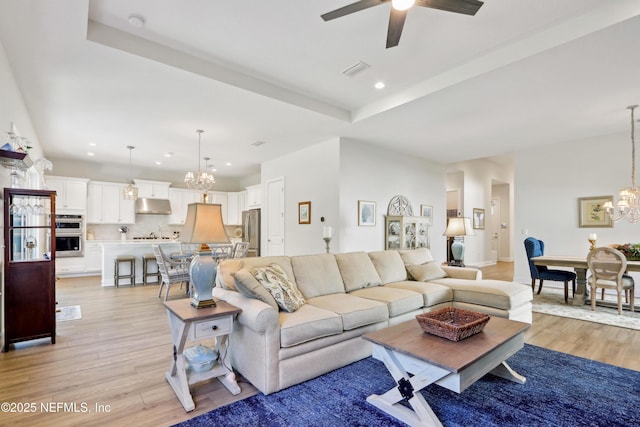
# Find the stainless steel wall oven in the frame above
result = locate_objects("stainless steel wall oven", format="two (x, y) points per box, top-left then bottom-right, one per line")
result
(55, 214), (84, 257)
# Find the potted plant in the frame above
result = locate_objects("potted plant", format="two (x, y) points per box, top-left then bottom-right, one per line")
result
(615, 243), (640, 260)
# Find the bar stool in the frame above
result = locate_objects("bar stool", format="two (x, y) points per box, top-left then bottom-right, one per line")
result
(114, 255), (136, 287)
(142, 253), (161, 285)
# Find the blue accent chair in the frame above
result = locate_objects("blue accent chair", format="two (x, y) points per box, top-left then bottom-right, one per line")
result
(524, 237), (576, 303)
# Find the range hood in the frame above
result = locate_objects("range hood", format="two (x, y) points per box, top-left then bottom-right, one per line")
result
(135, 198), (172, 215)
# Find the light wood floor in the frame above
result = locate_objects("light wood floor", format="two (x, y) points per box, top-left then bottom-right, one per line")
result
(0, 263), (638, 426)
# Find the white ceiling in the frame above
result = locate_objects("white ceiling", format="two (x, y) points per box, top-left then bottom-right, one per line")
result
(1, 0), (639, 179)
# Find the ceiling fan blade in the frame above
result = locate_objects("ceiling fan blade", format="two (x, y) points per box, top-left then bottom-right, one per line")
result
(321, 0), (389, 21)
(415, 0), (484, 16)
(386, 8), (408, 49)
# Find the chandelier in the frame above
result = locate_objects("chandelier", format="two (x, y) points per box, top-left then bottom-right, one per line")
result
(122, 145), (138, 200)
(184, 129), (215, 192)
(603, 105), (640, 223)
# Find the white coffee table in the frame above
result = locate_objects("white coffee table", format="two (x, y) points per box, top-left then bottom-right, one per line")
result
(362, 316), (530, 427)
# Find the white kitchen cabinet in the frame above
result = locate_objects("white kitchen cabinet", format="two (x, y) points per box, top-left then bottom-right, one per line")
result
(134, 179), (171, 199)
(246, 184), (262, 208)
(56, 257), (86, 276)
(208, 191), (228, 224)
(46, 176), (88, 212)
(168, 188), (199, 225)
(87, 181), (135, 224)
(226, 191), (246, 225)
(84, 242), (102, 273)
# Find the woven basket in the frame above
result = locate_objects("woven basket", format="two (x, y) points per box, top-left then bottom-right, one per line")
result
(416, 307), (490, 341)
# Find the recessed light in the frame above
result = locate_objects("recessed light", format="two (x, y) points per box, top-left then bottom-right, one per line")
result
(155, 161), (162, 165)
(374, 81), (385, 90)
(164, 152), (173, 158)
(87, 152), (95, 156)
(88, 141), (96, 147)
(225, 162), (232, 166)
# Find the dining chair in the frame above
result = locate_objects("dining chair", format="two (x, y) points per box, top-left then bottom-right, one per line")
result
(207, 243), (234, 262)
(524, 237), (577, 303)
(153, 245), (191, 301)
(232, 241), (250, 258)
(587, 247), (635, 315)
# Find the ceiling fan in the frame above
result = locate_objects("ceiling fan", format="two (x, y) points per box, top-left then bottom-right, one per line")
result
(321, 0), (484, 49)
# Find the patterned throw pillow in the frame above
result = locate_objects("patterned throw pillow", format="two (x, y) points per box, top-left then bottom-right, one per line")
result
(250, 264), (306, 312)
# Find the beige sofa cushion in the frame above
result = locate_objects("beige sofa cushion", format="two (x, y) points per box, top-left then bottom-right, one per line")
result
(406, 262), (447, 282)
(431, 278), (532, 311)
(385, 281), (453, 307)
(279, 304), (343, 348)
(233, 268), (279, 310)
(350, 286), (423, 317)
(368, 251), (407, 284)
(398, 248), (435, 266)
(335, 252), (382, 292)
(291, 254), (345, 298)
(307, 294), (388, 331)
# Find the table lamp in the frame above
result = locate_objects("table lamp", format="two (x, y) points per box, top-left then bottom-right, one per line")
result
(181, 203), (230, 308)
(443, 217), (474, 267)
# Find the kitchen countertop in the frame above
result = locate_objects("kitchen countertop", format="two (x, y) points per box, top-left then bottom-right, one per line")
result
(88, 239), (180, 244)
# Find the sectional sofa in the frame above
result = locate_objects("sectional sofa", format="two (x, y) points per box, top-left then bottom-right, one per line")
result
(213, 248), (532, 395)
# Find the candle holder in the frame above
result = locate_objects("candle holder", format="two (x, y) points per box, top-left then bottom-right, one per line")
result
(588, 238), (597, 251)
(323, 237), (331, 254)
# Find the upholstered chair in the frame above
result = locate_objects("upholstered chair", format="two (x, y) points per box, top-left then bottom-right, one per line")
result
(524, 237), (576, 303)
(587, 247), (635, 315)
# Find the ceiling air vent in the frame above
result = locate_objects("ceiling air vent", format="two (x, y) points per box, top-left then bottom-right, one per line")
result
(342, 61), (370, 77)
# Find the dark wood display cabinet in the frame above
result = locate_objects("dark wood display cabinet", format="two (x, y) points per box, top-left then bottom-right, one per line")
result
(2, 188), (56, 352)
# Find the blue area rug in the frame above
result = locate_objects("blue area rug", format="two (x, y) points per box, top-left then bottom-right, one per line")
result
(175, 344), (640, 427)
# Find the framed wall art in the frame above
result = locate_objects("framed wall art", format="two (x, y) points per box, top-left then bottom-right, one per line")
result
(298, 201), (311, 224)
(358, 200), (376, 226)
(473, 208), (485, 230)
(578, 196), (613, 228)
(420, 204), (433, 218)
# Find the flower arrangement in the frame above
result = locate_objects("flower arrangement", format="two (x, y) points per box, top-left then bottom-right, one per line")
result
(615, 243), (640, 259)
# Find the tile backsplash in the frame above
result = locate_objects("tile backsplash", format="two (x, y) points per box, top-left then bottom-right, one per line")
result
(87, 214), (242, 241)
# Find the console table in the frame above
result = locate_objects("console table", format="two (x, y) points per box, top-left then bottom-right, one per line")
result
(164, 299), (241, 411)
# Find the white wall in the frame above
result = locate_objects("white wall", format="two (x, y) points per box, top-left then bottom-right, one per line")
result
(446, 159), (515, 266)
(514, 131), (640, 298)
(0, 39), (45, 190)
(339, 139), (447, 258)
(261, 138), (341, 256)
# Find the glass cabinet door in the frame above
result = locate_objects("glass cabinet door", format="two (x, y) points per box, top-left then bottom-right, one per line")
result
(6, 192), (53, 262)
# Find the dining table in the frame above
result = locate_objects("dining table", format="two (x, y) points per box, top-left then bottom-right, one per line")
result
(531, 255), (640, 308)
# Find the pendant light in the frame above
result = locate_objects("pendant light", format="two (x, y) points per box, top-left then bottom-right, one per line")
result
(184, 129), (215, 192)
(123, 145), (138, 200)
(604, 105), (640, 222)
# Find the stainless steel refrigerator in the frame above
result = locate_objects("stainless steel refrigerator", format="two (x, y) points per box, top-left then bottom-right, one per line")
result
(242, 209), (261, 257)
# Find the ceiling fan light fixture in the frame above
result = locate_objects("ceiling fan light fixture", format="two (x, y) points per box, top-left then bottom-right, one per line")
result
(391, 0), (415, 11)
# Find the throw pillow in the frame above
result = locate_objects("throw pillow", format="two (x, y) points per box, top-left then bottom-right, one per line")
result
(217, 259), (244, 290)
(398, 248), (435, 266)
(251, 264), (306, 312)
(232, 269), (279, 310)
(406, 262), (447, 282)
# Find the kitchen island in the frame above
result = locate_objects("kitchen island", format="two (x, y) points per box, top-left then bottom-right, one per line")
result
(100, 240), (181, 287)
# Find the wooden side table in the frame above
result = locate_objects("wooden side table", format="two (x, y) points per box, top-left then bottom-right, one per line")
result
(164, 299), (242, 412)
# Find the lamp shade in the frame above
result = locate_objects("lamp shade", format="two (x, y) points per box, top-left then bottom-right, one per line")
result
(181, 203), (230, 244)
(443, 217), (474, 237)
